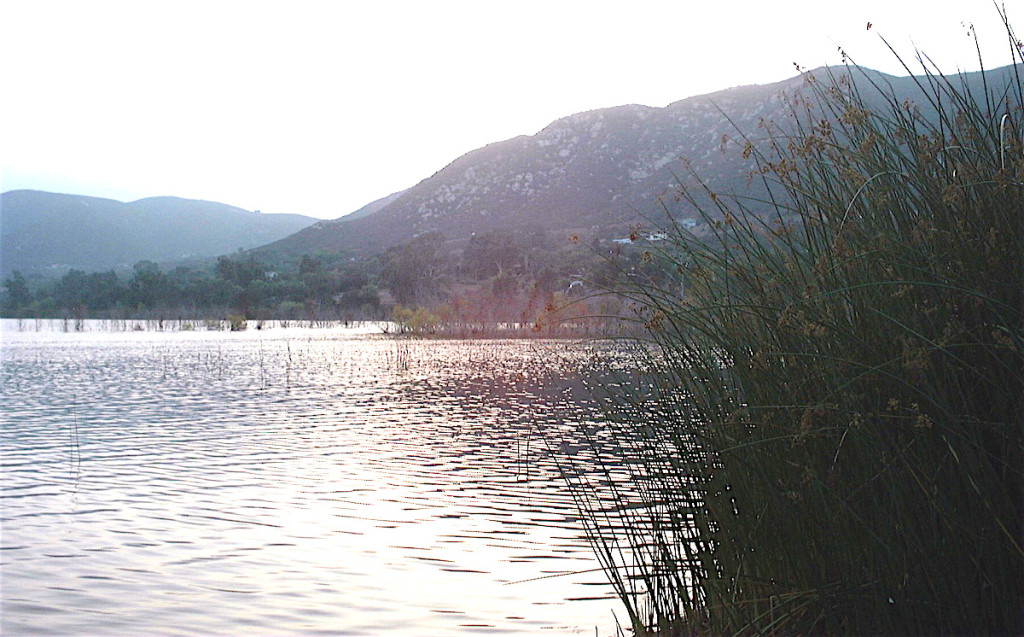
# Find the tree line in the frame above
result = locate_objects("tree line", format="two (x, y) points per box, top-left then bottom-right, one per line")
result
(1, 253), (380, 321)
(1, 227), (671, 329)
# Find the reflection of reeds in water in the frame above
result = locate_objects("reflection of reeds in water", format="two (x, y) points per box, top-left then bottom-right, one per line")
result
(284, 340), (292, 390)
(514, 410), (533, 482)
(68, 395), (82, 495)
(564, 17), (1024, 636)
(383, 341), (412, 372)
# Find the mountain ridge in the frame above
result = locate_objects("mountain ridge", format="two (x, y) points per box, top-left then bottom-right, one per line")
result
(260, 62), (1014, 261)
(253, 65), (878, 260)
(6, 63), (1018, 277)
(0, 190), (317, 276)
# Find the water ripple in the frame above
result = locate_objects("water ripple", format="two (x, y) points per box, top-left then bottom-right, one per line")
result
(1, 321), (627, 635)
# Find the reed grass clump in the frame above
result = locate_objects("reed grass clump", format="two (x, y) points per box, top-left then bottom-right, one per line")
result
(573, 18), (1024, 635)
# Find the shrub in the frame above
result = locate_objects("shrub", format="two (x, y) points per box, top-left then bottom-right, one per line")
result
(390, 304), (441, 334)
(226, 313), (247, 331)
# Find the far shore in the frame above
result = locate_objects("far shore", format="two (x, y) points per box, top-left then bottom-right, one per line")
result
(0, 316), (631, 339)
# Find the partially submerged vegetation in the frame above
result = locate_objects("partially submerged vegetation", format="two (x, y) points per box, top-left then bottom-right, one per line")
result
(565, 14), (1024, 635)
(0, 253), (383, 324)
(0, 221), (661, 335)
(1, 316), (377, 333)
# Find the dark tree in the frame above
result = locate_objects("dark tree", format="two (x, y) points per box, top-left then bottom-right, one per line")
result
(215, 255), (266, 287)
(129, 261), (176, 309)
(2, 271), (31, 315)
(380, 232), (446, 305)
(462, 231), (519, 280)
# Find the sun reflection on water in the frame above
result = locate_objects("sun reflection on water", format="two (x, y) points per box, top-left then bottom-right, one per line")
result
(1, 320), (627, 635)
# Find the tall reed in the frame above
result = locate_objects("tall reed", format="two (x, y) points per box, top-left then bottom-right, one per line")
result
(570, 14), (1024, 635)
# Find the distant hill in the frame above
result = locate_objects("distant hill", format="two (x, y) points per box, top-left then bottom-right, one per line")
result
(256, 63), (1019, 261)
(0, 191), (317, 276)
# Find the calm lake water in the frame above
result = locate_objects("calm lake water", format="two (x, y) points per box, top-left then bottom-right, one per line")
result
(0, 320), (630, 635)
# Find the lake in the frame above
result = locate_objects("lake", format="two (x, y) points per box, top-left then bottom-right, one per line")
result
(0, 320), (629, 635)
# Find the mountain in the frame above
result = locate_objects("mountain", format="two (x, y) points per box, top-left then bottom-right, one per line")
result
(256, 68), (811, 261)
(341, 189), (408, 221)
(257, 63), (1019, 261)
(0, 191), (317, 276)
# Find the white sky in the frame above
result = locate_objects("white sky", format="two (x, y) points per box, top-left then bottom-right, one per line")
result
(1, 0), (1018, 219)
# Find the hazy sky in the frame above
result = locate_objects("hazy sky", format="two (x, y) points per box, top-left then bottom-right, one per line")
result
(1, 1), (1018, 219)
